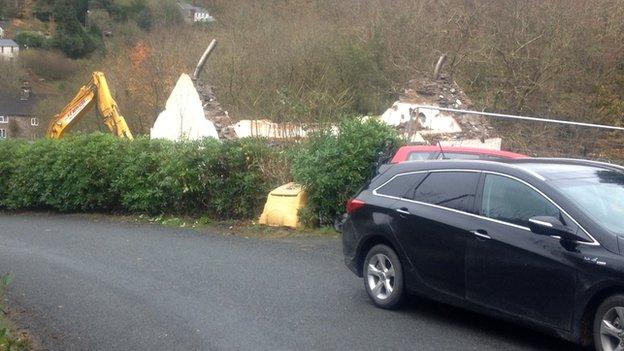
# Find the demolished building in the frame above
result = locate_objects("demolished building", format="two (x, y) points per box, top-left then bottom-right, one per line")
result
(380, 73), (501, 149)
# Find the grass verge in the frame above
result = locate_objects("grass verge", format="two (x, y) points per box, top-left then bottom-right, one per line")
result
(0, 275), (31, 351)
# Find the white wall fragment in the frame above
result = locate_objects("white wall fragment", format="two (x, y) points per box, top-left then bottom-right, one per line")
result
(234, 119), (307, 139)
(151, 74), (219, 141)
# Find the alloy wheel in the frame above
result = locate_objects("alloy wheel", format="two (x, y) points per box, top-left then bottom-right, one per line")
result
(366, 253), (396, 300)
(600, 306), (624, 351)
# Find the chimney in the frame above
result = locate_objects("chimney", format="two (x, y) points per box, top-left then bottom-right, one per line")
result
(20, 81), (31, 101)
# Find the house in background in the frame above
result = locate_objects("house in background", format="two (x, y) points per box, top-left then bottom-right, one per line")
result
(179, 3), (215, 23)
(0, 85), (44, 140)
(0, 20), (11, 39)
(0, 39), (19, 60)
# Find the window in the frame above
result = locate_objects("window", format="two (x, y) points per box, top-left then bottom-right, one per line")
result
(31, 117), (39, 126)
(481, 174), (559, 227)
(437, 152), (481, 160)
(408, 152), (435, 161)
(0, 129), (6, 139)
(552, 171), (624, 235)
(0, 116), (7, 123)
(411, 172), (480, 212)
(376, 173), (427, 198)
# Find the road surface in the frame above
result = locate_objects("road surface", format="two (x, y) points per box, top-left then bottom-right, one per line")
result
(0, 214), (579, 350)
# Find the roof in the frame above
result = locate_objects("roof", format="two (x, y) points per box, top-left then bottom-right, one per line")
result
(391, 145), (528, 163)
(0, 92), (43, 116)
(179, 3), (208, 12)
(381, 157), (624, 186)
(0, 39), (18, 47)
(507, 158), (624, 180)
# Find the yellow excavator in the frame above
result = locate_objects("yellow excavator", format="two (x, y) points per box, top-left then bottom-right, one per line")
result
(46, 72), (133, 139)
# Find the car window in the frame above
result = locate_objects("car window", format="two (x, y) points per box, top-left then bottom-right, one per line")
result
(376, 173), (427, 198)
(411, 172), (480, 212)
(481, 174), (559, 227)
(408, 152), (435, 161)
(437, 152), (480, 160)
(552, 171), (624, 235)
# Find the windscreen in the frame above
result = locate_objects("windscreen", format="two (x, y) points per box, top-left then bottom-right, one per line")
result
(552, 170), (624, 234)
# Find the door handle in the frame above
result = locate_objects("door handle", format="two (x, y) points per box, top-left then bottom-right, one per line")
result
(471, 230), (491, 240)
(395, 208), (410, 216)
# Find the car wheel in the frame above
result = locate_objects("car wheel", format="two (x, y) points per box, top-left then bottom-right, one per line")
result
(363, 244), (405, 309)
(594, 295), (624, 351)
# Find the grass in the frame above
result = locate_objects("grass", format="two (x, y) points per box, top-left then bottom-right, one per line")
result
(0, 275), (30, 351)
(138, 214), (339, 239)
(84, 213), (340, 239)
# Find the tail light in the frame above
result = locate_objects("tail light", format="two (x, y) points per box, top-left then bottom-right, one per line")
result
(346, 199), (366, 214)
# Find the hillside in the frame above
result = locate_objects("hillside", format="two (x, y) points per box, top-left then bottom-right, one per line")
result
(1, 0), (623, 160)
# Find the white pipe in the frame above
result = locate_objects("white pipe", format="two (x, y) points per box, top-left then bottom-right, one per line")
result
(414, 105), (624, 132)
(193, 39), (217, 81)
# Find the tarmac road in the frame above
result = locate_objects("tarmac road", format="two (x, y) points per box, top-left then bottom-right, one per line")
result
(0, 214), (580, 350)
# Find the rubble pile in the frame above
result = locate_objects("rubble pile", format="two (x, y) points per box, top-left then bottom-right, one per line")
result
(195, 81), (237, 140)
(381, 73), (500, 149)
(405, 74), (496, 138)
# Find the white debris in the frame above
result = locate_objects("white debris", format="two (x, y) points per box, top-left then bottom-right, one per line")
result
(379, 102), (462, 135)
(234, 119), (307, 139)
(408, 132), (427, 144)
(380, 102), (414, 126)
(415, 107), (463, 134)
(150, 74), (219, 141)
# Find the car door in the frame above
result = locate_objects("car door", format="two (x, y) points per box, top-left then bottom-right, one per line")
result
(393, 171), (481, 299)
(465, 173), (579, 330)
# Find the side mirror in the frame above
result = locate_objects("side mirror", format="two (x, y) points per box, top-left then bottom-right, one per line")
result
(528, 216), (588, 243)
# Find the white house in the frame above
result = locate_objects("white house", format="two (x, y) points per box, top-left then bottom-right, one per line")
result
(179, 3), (215, 23)
(0, 26), (4, 39)
(0, 39), (19, 60)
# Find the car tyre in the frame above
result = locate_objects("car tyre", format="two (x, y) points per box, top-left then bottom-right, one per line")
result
(363, 244), (405, 309)
(594, 294), (624, 351)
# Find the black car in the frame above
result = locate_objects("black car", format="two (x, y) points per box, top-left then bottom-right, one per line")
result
(342, 158), (624, 350)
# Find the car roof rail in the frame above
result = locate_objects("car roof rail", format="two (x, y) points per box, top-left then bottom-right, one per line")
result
(508, 157), (624, 173)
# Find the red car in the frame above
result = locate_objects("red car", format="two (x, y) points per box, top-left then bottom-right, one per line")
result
(390, 145), (528, 163)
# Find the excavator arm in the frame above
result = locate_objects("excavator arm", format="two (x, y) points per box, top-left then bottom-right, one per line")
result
(46, 72), (133, 139)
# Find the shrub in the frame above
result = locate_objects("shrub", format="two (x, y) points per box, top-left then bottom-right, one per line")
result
(292, 118), (402, 225)
(20, 50), (78, 81)
(45, 134), (128, 212)
(203, 138), (285, 218)
(0, 124), (396, 226)
(0, 139), (27, 208)
(0, 135), (286, 219)
(13, 31), (47, 48)
(4, 138), (62, 209)
(113, 138), (220, 215)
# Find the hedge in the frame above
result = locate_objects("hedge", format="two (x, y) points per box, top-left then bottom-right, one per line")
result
(0, 134), (287, 219)
(0, 118), (400, 226)
(292, 118), (401, 225)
